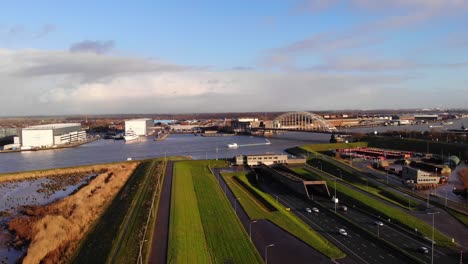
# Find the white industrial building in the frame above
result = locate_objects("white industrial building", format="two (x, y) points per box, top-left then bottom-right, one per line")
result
(21, 123), (86, 149)
(125, 119), (153, 136)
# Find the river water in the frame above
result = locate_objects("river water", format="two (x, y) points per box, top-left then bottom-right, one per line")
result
(0, 133), (331, 174)
(0, 118), (466, 174)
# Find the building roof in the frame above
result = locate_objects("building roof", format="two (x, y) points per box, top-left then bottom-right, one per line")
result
(23, 123), (81, 130)
(125, 118), (153, 122)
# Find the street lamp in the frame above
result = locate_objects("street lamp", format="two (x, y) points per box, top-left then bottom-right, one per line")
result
(333, 178), (337, 213)
(336, 169), (342, 179)
(377, 224), (380, 238)
(265, 244), (275, 264)
(249, 220), (258, 241)
(427, 211), (440, 264)
(404, 194), (411, 210)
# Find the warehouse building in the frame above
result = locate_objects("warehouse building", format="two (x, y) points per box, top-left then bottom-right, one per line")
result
(21, 123), (86, 148)
(125, 119), (153, 136)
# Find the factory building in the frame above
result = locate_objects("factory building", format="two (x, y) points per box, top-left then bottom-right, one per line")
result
(402, 166), (439, 187)
(124, 119), (153, 136)
(21, 123), (86, 149)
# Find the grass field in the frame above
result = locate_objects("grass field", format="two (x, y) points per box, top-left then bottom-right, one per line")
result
(111, 160), (164, 263)
(447, 208), (468, 227)
(307, 158), (421, 210)
(167, 160), (262, 264)
(292, 168), (454, 247)
(71, 158), (168, 264)
(223, 172), (346, 259)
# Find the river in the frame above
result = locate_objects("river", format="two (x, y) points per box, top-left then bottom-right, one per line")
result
(0, 133), (331, 174)
(0, 118), (466, 174)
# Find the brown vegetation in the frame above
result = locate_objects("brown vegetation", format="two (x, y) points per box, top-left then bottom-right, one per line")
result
(7, 162), (138, 264)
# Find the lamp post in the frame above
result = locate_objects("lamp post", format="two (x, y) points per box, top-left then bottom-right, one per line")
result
(249, 220), (258, 241)
(377, 224), (380, 238)
(427, 211), (440, 264)
(333, 178), (337, 213)
(336, 169), (342, 179)
(265, 244), (275, 264)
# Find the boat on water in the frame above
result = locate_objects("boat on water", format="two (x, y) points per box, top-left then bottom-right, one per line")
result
(124, 129), (139, 142)
(226, 143), (238, 148)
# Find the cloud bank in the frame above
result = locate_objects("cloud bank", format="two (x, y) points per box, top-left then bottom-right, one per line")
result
(0, 47), (466, 116)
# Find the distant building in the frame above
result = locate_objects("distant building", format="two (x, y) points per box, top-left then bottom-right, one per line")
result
(125, 119), (153, 136)
(402, 166), (439, 185)
(21, 123), (85, 148)
(235, 154), (296, 166)
(231, 118), (260, 134)
(414, 115), (440, 121)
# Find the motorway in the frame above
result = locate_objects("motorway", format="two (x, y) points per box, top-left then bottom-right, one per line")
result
(256, 176), (414, 264)
(213, 168), (333, 264)
(300, 165), (463, 262)
(316, 155), (468, 249)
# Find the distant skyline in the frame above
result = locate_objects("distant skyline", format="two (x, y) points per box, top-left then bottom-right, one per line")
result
(1, 1), (468, 115)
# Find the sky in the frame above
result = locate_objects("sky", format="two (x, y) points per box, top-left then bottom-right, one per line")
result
(0, 0), (467, 115)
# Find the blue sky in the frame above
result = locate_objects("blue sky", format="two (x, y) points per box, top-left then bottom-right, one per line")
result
(0, 0), (467, 115)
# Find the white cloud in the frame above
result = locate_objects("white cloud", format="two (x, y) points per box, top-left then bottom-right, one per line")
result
(0, 48), (466, 115)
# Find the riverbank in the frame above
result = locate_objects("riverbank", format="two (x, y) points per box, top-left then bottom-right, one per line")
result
(0, 137), (99, 154)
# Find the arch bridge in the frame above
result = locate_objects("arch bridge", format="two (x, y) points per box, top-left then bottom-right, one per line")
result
(259, 111), (339, 134)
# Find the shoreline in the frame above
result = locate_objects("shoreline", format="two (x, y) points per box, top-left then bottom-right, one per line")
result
(0, 137), (99, 154)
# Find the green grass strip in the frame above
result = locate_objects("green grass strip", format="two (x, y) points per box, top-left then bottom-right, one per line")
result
(292, 168), (454, 247)
(168, 162), (212, 264)
(168, 160), (262, 264)
(224, 172), (345, 259)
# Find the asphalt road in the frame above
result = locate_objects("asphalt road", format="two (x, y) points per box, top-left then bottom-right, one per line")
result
(149, 160), (174, 264)
(257, 176), (415, 264)
(315, 157), (468, 249)
(213, 168), (333, 264)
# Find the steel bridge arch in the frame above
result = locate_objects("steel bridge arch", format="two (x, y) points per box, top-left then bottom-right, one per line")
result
(270, 111), (338, 133)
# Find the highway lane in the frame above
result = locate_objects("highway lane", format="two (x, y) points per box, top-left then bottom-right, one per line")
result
(301, 165), (463, 261)
(305, 158), (468, 249)
(258, 177), (413, 264)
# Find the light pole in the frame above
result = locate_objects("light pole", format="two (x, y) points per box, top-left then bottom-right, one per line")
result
(333, 178), (337, 213)
(377, 224), (380, 238)
(427, 189), (430, 209)
(336, 169), (342, 179)
(265, 244), (275, 264)
(427, 211), (440, 264)
(404, 194), (411, 210)
(249, 220), (258, 241)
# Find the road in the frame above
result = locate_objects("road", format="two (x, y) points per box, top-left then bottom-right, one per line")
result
(257, 176), (414, 264)
(149, 160), (174, 264)
(213, 168), (334, 264)
(324, 158), (468, 249)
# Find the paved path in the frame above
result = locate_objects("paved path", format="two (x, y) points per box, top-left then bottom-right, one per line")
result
(149, 161), (174, 264)
(213, 168), (334, 264)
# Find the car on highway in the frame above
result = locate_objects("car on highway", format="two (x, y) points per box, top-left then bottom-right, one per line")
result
(305, 208), (312, 213)
(418, 247), (429, 254)
(374, 221), (384, 226)
(312, 207), (319, 213)
(338, 229), (348, 236)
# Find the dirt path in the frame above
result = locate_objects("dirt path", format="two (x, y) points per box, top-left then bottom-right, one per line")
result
(148, 160), (173, 264)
